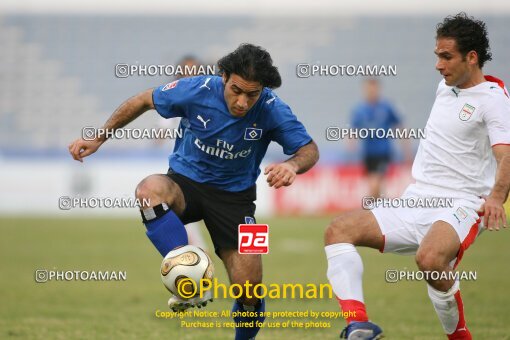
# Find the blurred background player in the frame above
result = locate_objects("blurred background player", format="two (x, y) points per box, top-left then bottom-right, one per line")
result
(69, 43), (319, 340)
(350, 78), (406, 198)
(325, 13), (510, 339)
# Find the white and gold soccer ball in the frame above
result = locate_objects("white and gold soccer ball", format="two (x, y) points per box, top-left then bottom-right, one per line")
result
(160, 245), (214, 298)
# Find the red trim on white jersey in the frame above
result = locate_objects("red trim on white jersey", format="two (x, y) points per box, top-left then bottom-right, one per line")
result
(484, 75), (509, 97)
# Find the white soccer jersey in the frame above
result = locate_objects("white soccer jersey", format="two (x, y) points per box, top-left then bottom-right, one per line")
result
(412, 77), (510, 200)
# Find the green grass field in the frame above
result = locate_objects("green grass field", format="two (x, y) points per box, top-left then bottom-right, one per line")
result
(1, 216), (509, 339)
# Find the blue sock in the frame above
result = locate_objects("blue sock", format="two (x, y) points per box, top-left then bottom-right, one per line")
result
(144, 210), (188, 256)
(232, 298), (266, 340)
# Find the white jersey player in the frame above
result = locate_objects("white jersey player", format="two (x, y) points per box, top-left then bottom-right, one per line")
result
(324, 13), (510, 340)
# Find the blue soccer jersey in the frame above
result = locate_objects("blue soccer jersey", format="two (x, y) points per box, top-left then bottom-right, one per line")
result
(351, 99), (401, 157)
(152, 75), (312, 192)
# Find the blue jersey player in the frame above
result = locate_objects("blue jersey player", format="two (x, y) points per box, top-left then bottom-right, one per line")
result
(351, 78), (402, 198)
(69, 44), (319, 340)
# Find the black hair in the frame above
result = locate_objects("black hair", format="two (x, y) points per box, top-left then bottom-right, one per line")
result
(436, 12), (492, 68)
(217, 43), (282, 89)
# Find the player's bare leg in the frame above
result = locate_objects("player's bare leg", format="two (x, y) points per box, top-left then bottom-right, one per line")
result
(416, 221), (471, 339)
(135, 174), (185, 213)
(135, 175), (207, 311)
(416, 221), (460, 290)
(325, 210), (384, 248)
(367, 173), (384, 199)
(220, 249), (265, 340)
(135, 173), (190, 257)
(324, 210), (384, 339)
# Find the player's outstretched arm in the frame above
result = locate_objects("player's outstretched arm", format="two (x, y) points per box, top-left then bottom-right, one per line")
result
(68, 88), (155, 162)
(264, 140), (319, 189)
(479, 144), (510, 230)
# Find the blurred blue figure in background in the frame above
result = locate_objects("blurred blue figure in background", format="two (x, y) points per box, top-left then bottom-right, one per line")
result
(351, 78), (403, 198)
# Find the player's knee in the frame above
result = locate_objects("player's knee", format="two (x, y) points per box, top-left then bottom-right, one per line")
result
(324, 215), (354, 245)
(415, 249), (443, 272)
(135, 176), (171, 207)
(135, 177), (157, 201)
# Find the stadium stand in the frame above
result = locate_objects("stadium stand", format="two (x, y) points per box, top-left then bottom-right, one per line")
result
(0, 16), (508, 158)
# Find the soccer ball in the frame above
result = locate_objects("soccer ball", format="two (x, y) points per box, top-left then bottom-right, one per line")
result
(160, 245), (214, 298)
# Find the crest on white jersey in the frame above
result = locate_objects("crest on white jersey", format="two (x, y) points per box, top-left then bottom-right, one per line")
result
(453, 207), (468, 223)
(459, 103), (475, 121)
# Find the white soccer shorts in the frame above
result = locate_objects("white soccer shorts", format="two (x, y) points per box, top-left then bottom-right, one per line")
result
(371, 184), (485, 268)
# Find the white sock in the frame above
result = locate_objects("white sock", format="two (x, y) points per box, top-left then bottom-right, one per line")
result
(325, 243), (364, 302)
(427, 280), (461, 334)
